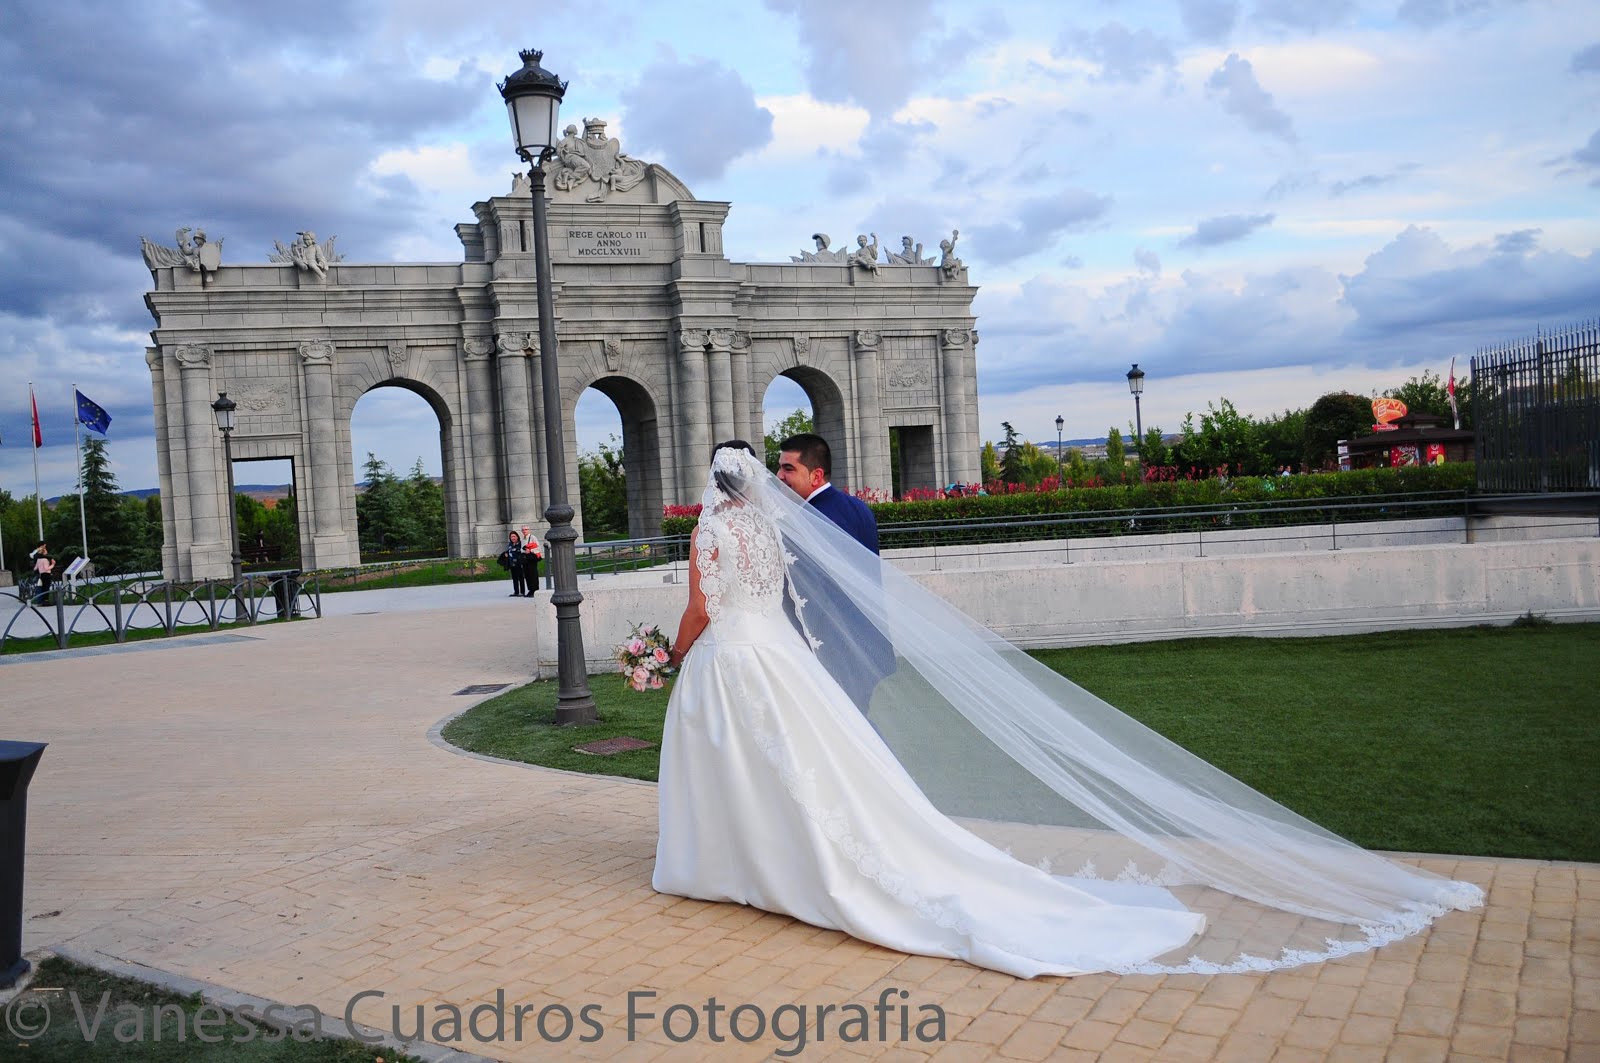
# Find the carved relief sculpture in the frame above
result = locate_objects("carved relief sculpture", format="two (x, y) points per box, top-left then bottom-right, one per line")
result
(887, 235), (934, 266)
(849, 233), (882, 276)
(855, 330), (880, 349)
(173, 343), (212, 367)
(463, 337), (495, 358)
(231, 384), (291, 414)
(298, 341), (333, 365)
(603, 338), (622, 372)
(730, 331), (751, 351)
(387, 341), (407, 372)
(942, 328), (971, 347)
(708, 328), (735, 349)
(793, 335), (810, 364)
(496, 333), (533, 355)
(679, 328), (708, 349)
(887, 361), (933, 388)
(551, 118), (647, 203)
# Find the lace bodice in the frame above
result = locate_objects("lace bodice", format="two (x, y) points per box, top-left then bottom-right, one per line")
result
(696, 504), (792, 622)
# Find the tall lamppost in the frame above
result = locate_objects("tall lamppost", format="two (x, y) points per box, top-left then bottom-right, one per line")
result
(210, 392), (243, 596)
(1055, 414), (1065, 485)
(1127, 363), (1145, 465)
(500, 48), (597, 725)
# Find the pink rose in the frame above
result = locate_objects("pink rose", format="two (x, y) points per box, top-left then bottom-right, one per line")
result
(631, 677), (646, 692)
(653, 647), (669, 663)
(649, 675), (663, 689)
(632, 666), (649, 684)
(628, 638), (646, 655)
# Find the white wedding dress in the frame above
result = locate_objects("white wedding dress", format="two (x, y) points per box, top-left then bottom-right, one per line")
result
(653, 501), (1207, 978)
(652, 449), (1483, 979)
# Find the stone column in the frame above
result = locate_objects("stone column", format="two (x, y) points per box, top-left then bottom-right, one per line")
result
(852, 330), (889, 492)
(174, 344), (221, 576)
(707, 328), (736, 444)
(676, 328), (710, 499)
(146, 348), (180, 578)
(729, 331), (754, 444)
(941, 328), (975, 486)
(299, 341), (342, 539)
(496, 332), (540, 530)
(463, 337), (501, 548)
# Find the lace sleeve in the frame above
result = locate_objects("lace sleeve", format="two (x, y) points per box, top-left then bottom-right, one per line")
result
(694, 518), (724, 622)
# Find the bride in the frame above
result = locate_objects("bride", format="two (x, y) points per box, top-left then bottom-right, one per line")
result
(652, 443), (1483, 979)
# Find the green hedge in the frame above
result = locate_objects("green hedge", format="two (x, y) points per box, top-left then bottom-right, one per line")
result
(661, 464), (1476, 537)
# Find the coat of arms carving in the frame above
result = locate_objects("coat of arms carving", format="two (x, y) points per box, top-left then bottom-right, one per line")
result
(551, 118), (647, 203)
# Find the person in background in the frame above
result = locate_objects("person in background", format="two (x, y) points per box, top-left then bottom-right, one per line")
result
(520, 526), (543, 598)
(31, 542), (55, 603)
(502, 531), (529, 597)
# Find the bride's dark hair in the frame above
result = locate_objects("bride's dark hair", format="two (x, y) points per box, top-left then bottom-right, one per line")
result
(711, 439), (758, 497)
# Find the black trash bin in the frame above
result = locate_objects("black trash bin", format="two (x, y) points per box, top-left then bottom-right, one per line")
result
(1, 740), (47, 989)
(272, 570), (302, 620)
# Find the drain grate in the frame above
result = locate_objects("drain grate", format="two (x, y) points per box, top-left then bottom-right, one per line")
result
(573, 736), (655, 756)
(453, 683), (510, 695)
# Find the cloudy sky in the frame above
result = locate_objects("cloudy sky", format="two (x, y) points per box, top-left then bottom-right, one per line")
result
(2, 0), (1596, 498)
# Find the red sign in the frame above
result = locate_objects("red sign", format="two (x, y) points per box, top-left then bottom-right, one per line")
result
(1425, 443), (1446, 465)
(1372, 397), (1408, 426)
(1390, 445), (1419, 467)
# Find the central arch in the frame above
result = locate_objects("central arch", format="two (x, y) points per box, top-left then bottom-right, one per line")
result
(344, 377), (464, 560)
(580, 374), (665, 540)
(763, 367), (851, 486)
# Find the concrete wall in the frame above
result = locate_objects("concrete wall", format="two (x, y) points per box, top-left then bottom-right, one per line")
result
(883, 514), (1600, 571)
(532, 534), (1600, 675)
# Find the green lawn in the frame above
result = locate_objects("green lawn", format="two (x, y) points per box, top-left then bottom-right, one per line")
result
(4, 956), (424, 1061)
(442, 623), (1600, 862)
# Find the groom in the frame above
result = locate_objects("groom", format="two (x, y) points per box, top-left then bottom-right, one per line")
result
(776, 433), (879, 555)
(776, 433), (892, 713)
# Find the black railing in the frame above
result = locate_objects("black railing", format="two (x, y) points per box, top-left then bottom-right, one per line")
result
(1473, 319), (1600, 492)
(1, 572), (321, 655)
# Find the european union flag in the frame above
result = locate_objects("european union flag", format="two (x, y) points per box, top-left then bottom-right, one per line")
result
(76, 389), (112, 434)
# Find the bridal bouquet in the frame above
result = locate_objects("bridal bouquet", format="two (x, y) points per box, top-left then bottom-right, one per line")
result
(614, 621), (675, 692)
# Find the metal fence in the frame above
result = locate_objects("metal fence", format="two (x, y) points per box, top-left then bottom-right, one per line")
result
(2, 571), (321, 654)
(1473, 319), (1600, 492)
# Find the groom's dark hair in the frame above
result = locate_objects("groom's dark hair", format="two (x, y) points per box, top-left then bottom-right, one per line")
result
(779, 433), (831, 479)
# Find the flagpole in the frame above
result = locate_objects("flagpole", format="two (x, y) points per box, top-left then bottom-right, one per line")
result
(28, 382), (43, 540)
(74, 384), (89, 564)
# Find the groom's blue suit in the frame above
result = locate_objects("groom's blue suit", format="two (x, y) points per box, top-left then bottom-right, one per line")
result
(806, 483), (880, 555)
(792, 483), (893, 714)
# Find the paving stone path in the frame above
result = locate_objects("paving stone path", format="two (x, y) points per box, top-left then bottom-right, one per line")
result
(7, 599), (1594, 1061)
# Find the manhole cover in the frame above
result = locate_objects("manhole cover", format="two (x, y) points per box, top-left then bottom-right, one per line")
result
(454, 683), (510, 695)
(573, 736), (655, 756)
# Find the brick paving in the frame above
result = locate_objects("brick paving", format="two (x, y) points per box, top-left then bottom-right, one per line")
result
(6, 601), (1595, 1061)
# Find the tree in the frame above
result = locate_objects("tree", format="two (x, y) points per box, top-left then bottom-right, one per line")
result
(578, 435), (628, 540)
(1302, 392), (1374, 470)
(1101, 427), (1127, 483)
(403, 459), (446, 552)
(1172, 398), (1268, 476)
(998, 421), (1027, 484)
(1257, 408), (1308, 472)
(355, 453), (422, 555)
(764, 408), (814, 471)
(979, 441), (1001, 484)
(1388, 369), (1472, 429)
(1138, 425), (1171, 469)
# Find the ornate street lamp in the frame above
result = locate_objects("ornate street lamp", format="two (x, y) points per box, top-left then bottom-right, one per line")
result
(1055, 414), (1065, 486)
(1127, 363), (1146, 464)
(210, 392), (243, 594)
(500, 49), (596, 725)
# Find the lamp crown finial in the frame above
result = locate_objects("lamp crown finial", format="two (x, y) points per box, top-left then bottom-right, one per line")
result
(518, 48), (543, 64)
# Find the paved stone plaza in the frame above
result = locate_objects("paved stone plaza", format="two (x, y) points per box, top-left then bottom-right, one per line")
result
(7, 597), (1596, 1061)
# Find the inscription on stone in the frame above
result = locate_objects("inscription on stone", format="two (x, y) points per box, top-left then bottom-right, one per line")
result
(568, 228), (650, 258)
